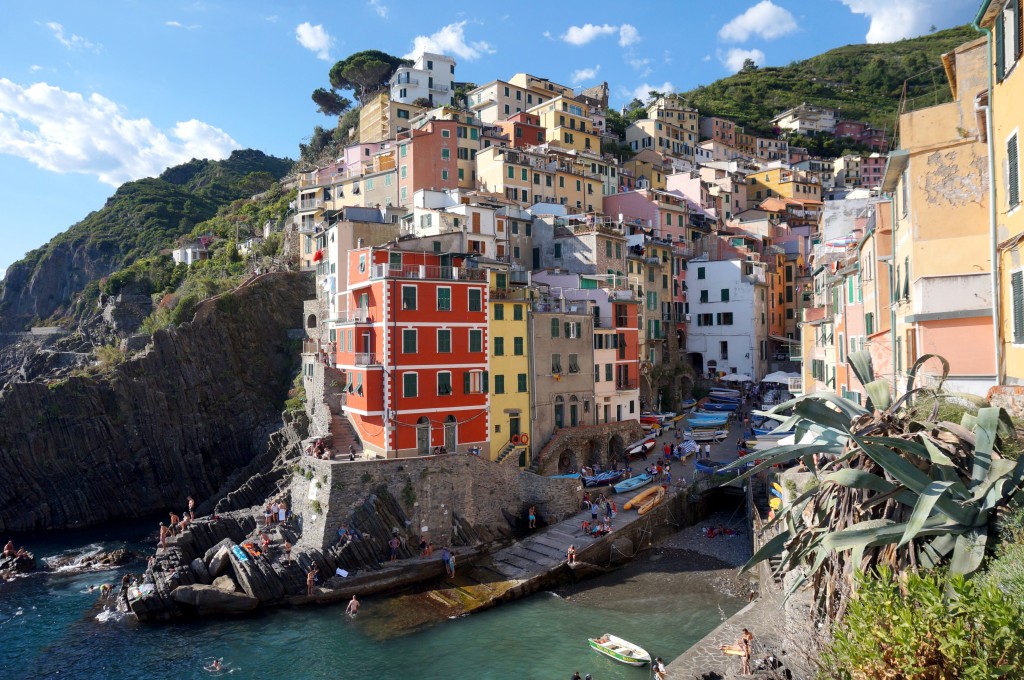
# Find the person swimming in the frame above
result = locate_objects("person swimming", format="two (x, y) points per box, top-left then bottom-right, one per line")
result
(204, 658), (223, 672)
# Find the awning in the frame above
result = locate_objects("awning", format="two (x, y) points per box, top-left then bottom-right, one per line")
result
(769, 334), (799, 344)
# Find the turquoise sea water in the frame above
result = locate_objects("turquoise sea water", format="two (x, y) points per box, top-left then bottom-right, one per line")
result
(2, 525), (742, 680)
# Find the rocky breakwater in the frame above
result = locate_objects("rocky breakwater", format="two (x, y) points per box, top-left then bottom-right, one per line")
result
(0, 272), (313, 532)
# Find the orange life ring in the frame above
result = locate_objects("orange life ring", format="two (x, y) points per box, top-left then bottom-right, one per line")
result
(511, 434), (521, 444)
(520, 433), (529, 445)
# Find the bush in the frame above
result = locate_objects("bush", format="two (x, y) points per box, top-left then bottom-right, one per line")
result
(823, 567), (1024, 679)
(95, 344), (124, 371)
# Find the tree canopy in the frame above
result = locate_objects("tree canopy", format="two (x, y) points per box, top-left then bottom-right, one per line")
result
(326, 50), (411, 103)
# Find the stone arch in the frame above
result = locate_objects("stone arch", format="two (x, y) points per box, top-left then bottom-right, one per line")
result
(584, 439), (602, 467)
(609, 434), (625, 462)
(557, 448), (579, 474)
(306, 313), (317, 329)
(444, 415), (457, 451)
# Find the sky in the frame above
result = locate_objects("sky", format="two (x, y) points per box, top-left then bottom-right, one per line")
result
(0, 0), (979, 279)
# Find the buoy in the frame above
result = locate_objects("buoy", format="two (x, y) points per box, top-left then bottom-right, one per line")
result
(511, 434), (520, 445)
(520, 433), (529, 445)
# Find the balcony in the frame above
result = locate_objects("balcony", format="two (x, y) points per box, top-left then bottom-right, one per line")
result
(298, 199), (323, 211)
(355, 353), (381, 366)
(490, 287), (530, 300)
(616, 379), (638, 390)
(336, 308), (371, 324)
(395, 77), (420, 86)
(371, 264), (487, 281)
(429, 82), (450, 93)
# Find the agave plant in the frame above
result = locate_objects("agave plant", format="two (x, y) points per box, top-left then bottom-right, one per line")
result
(726, 351), (1024, 620)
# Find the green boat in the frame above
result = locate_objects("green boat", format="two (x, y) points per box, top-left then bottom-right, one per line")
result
(588, 634), (651, 667)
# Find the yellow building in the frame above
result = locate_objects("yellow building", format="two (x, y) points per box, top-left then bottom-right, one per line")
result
(623, 149), (671, 191)
(977, 2), (1024, 386)
(358, 92), (424, 144)
(881, 36), (994, 396)
(746, 168), (822, 204)
(488, 270), (532, 464)
(529, 94), (600, 153)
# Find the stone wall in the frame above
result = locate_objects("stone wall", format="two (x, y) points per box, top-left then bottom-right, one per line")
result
(289, 454), (582, 550)
(534, 420), (643, 476)
(988, 385), (1024, 418)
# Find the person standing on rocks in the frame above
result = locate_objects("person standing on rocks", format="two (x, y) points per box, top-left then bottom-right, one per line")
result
(168, 512), (180, 535)
(306, 566), (318, 597)
(158, 523), (169, 551)
(284, 541), (292, 563)
(528, 506), (537, 529)
(263, 504), (273, 527)
(278, 501), (288, 525)
(187, 496), (196, 520)
(388, 535), (400, 562)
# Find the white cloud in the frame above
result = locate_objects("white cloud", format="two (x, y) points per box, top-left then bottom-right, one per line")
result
(542, 30), (553, 40)
(46, 22), (100, 52)
(368, 0), (389, 19)
(265, 15), (279, 23)
(0, 79), (239, 186)
(571, 65), (601, 84)
(618, 24), (640, 47)
(701, 54), (712, 62)
(839, 0), (976, 43)
(718, 1), (798, 42)
(561, 23), (618, 46)
(295, 22), (333, 61)
(720, 48), (766, 72)
(165, 20), (199, 30)
(627, 81), (675, 102)
(29, 65), (44, 72)
(405, 21), (494, 61)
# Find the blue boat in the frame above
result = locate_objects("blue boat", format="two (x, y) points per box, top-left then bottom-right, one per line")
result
(709, 394), (741, 403)
(613, 473), (653, 494)
(702, 402), (738, 412)
(692, 410), (731, 419)
(678, 398), (697, 410)
(689, 419), (729, 427)
(584, 471), (625, 487)
(550, 472), (582, 479)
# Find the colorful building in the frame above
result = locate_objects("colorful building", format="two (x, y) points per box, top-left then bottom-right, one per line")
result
(487, 269), (533, 463)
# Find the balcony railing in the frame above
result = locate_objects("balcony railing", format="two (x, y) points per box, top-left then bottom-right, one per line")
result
(371, 264), (487, 281)
(298, 199), (323, 211)
(490, 287), (530, 300)
(429, 83), (450, 93)
(616, 379), (638, 390)
(337, 308), (371, 324)
(355, 353), (381, 366)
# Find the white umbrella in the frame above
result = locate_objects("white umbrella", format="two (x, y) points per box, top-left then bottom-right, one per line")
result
(762, 371), (792, 384)
(722, 373), (752, 382)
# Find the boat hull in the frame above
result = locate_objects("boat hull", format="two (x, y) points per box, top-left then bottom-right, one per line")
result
(701, 402), (738, 412)
(588, 636), (651, 667)
(613, 473), (653, 494)
(624, 485), (660, 511)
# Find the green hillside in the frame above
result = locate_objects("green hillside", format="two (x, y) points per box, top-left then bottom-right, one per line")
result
(679, 25), (980, 135)
(0, 149), (293, 333)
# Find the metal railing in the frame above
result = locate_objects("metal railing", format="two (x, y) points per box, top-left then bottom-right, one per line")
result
(616, 379), (638, 390)
(337, 308), (371, 323)
(370, 264), (487, 281)
(355, 353), (381, 366)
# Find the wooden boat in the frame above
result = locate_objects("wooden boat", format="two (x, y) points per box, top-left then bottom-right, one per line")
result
(583, 470), (625, 487)
(709, 394), (741, 403)
(689, 430), (728, 442)
(678, 398), (697, 410)
(638, 486), (665, 515)
(702, 401), (738, 412)
(624, 485), (660, 511)
(709, 387), (740, 396)
(639, 415), (662, 425)
(613, 473), (653, 494)
(694, 459), (728, 475)
(625, 438), (657, 458)
(588, 634), (651, 667)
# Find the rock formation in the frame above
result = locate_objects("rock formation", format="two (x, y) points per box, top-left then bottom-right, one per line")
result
(0, 272), (313, 532)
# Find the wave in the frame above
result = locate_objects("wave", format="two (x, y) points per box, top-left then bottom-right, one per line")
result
(94, 607), (126, 624)
(42, 542), (129, 573)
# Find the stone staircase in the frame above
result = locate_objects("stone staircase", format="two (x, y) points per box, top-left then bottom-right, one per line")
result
(495, 443), (526, 466)
(330, 414), (362, 456)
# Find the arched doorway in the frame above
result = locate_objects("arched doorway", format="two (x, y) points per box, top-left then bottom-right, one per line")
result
(554, 396), (564, 429)
(416, 417), (431, 455)
(585, 439), (601, 467)
(444, 415), (457, 452)
(557, 448), (579, 473)
(609, 434), (625, 462)
(689, 352), (704, 374)
(569, 396), (579, 427)
(306, 314), (317, 329)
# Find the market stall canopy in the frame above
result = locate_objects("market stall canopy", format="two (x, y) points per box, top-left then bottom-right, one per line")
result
(721, 373), (752, 382)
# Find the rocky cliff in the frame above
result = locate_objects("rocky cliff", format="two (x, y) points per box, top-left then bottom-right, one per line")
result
(0, 272), (313, 532)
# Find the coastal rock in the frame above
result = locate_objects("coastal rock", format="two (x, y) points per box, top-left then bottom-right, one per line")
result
(0, 273), (314, 532)
(189, 557), (211, 585)
(170, 584), (259, 614)
(45, 549), (137, 572)
(0, 551), (35, 578)
(207, 546), (231, 578)
(203, 538), (234, 566)
(213, 575), (238, 592)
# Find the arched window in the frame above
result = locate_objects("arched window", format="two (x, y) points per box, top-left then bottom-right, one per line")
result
(554, 396), (564, 429)
(444, 415), (457, 452)
(306, 314), (317, 329)
(416, 417), (431, 455)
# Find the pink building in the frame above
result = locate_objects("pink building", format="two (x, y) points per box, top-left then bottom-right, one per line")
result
(860, 153), (886, 189)
(699, 116), (736, 146)
(396, 120), (459, 206)
(604, 189), (691, 242)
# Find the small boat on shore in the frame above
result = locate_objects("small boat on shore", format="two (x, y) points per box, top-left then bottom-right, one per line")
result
(678, 398), (697, 410)
(638, 486), (665, 515)
(689, 429), (728, 442)
(583, 470), (625, 487)
(624, 485), (660, 511)
(625, 437), (657, 458)
(588, 634), (651, 667)
(702, 401), (738, 412)
(613, 473), (652, 494)
(709, 387), (740, 396)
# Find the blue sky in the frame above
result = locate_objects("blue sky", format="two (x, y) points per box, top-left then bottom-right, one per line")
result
(0, 0), (978, 278)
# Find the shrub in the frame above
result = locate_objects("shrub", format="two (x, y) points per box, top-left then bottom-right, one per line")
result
(310, 500), (322, 514)
(95, 344), (125, 371)
(823, 567), (1024, 679)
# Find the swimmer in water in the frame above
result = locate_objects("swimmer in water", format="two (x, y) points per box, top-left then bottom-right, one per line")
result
(205, 658), (222, 672)
(346, 594), (360, 617)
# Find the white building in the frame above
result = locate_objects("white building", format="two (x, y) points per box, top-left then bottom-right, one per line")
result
(390, 52), (456, 107)
(770, 104), (838, 135)
(171, 241), (208, 266)
(685, 259), (770, 380)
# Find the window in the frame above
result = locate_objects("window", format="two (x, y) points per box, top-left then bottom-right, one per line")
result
(437, 329), (452, 353)
(403, 373), (418, 398)
(513, 304), (523, 321)
(402, 329), (417, 353)
(551, 318), (560, 337)
(517, 373), (527, 392)
(699, 290), (709, 303)
(494, 374), (505, 394)
(697, 267), (706, 279)
(468, 289), (482, 312)
(469, 329), (482, 352)
(441, 170), (448, 180)
(553, 243), (562, 259)
(464, 370), (488, 394)
(1009, 133), (1020, 209)
(437, 287), (451, 311)
(606, 241), (612, 257)
(494, 303), (504, 320)
(494, 337), (505, 355)
(568, 353), (580, 373)
(1013, 270), (1024, 343)
(438, 371), (452, 395)
(441, 148), (450, 160)
(402, 285), (417, 310)
(720, 341), (729, 360)
(721, 288), (730, 302)
(400, 165), (407, 179)
(996, 0), (1023, 80)
(697, 313), (714, 326)
(605, 363), (613, 381)
(441, 129), (450, 138)
(514, 336), (524, 355)
(716, 312), (734, 325)
(496, 273), (507, 289)
(400, 145), (408, 157)
(551, 353), (562, 373)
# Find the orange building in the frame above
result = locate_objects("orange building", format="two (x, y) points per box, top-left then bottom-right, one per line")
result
(335, 246), (490, 458)
(495, 112), (546, 148)
(396, 119), (460, 206)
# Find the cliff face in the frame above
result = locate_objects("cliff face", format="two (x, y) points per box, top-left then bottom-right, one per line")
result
(0, 272), (313, 532)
